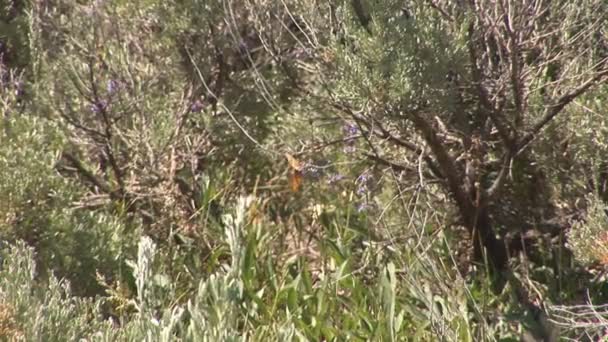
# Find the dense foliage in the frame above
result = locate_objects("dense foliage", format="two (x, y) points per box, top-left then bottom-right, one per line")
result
(1, 0), (607, 340)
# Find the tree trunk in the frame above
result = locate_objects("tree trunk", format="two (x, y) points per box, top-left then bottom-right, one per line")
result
(468, 206), (508, 272)
(453, 193), (509, 273)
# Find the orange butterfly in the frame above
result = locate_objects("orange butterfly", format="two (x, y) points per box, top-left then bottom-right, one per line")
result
(285, 153), (303, 192)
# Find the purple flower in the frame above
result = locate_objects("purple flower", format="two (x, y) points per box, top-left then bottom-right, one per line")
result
(356, 202), (375, 213)
(107, 79), (119, 95)
(190, 99), (204, 113)
(356, 185), (368, 196)
(90, 100), (107, 113)
(356, 172), (372, 195)
(357, 172), (370, 183)
(342, 123), (359, 153)
(356, 200), (377, 213)
(343, 122), (358, 138)
(327, 173), (345, 184)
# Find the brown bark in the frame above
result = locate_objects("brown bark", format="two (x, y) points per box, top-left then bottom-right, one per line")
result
(465, 205), (508, 272)
(408, 110), (509, 272)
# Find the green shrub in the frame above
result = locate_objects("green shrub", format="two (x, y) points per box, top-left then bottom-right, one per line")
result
(0, 195), (515, 341)
(568, 194), (608, 265)
(0, 115), (137, 297)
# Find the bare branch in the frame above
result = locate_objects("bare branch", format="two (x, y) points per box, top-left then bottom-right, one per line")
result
(485, 152), (512, 201)
(331, 101), (445, 179)
(373, 122), (444, 179)
(467, 21), (515, 150)
(408, 110), (470, 212)
(517, 70), (608, 154)
(61, 152), (113, 195)
(364, 153), (414, 174)
(426, 0), (454, 22)
(501, 0), (525, 127)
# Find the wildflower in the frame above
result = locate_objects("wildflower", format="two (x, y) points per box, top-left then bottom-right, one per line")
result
(356, 185), (368, 196)
(356, 202), (376, 213)
(90, 100), (107, 113)
(356, 172), (370, 183)
(343, 122), (358, 138)
(107, 79), (119, 95)
(190, 99), (204, 113)
(327, 173), (345, 184)
(342, 122), (359, 153)
(356, 172), (372, 195)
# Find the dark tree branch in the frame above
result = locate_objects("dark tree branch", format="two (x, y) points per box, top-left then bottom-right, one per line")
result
(87, 57), (126, 195)
(61, 152), (113, 195)
(59, 110), (106, 142)
(467, 22), (515, 151)
(504, 15), (525, 128)
(208, 22), (228, 113)
(485, 152), (512, 201)
(517, 70), (608, 154)
(364, 153), (414, 174)
(300, 136), (364, 156)
(408, 110), (470, 212)
(374, 124), (445, 179)
(333, 101), (444, 179)
(351, 107), (441, 174)
(352, 0), (372, 35)
(426, 0), (454, 21)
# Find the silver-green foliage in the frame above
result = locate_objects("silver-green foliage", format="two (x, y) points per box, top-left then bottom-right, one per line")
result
(0, 195), (505, 341)
(0, 241), (113, 341)
(568, 193), (608, 265)
(0, 115), (136, 296)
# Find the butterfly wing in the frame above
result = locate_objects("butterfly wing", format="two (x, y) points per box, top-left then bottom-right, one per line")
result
(289, 171), (303, 192)
(285, 153), (303, 192)
(285, 153), (303, 171)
